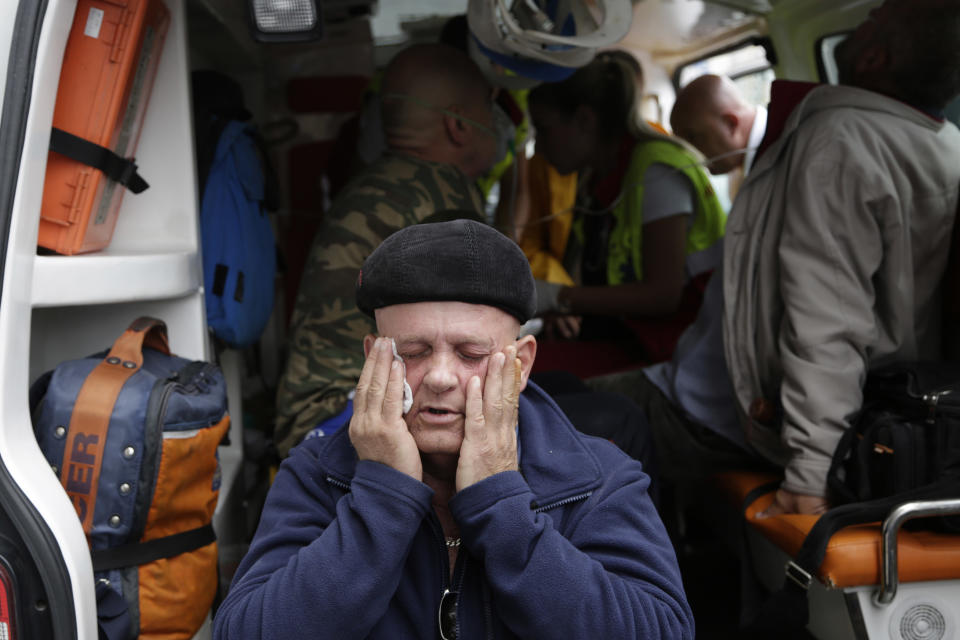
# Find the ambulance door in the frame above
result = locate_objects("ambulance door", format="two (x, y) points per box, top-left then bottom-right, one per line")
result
(0, 1), (92, 638)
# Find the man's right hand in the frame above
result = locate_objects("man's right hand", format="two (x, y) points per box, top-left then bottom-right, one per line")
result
(756, 488), (829, 517)
(349, 337), (422, 481)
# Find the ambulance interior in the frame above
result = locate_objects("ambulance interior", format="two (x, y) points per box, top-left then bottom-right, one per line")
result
(6, 0), (960, 638)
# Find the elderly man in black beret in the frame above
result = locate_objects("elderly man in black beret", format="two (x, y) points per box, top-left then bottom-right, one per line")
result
(214, 220), (693, 640)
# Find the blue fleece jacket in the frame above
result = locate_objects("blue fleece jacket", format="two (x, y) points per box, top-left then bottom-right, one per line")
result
(213, 382), (693, 639)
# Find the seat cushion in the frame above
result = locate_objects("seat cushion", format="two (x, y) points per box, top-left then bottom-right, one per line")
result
(714, 470), (960, 588)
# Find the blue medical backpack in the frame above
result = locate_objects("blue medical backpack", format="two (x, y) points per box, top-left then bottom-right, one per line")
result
(200, 119), (276, 348)
(30, 317), (229, 639)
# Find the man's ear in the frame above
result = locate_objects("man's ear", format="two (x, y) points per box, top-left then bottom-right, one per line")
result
(363, 334), (378, 357)
(514, 334), (537, 392)
(721, 112), (739, 137)
(443, 107), (469, 146)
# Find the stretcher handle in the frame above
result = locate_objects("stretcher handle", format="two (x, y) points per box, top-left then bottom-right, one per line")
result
(876, 496), (960, 605)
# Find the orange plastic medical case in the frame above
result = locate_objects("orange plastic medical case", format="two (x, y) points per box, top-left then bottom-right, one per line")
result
(39, 0), (169, 255)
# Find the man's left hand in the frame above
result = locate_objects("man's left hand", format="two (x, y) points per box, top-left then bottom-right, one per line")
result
(545, 314), (582, 339)
(456, 346), (521, 491)
(757, 488), (829, 518)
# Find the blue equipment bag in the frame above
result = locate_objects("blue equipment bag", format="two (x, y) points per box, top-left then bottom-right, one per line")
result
(30, 317), (230, 639)
(200, 120), (276, 348)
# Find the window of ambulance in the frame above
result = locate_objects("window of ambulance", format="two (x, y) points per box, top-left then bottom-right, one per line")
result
(675, 40), (775, 210)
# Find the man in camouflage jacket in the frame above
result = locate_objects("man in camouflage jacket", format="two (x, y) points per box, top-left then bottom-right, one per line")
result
(275, 44), (496, 455)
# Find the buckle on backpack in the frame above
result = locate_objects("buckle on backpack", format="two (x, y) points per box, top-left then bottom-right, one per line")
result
(785, 561), (812, 590)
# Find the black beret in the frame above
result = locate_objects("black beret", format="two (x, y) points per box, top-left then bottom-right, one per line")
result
(356, 219), (536, 323)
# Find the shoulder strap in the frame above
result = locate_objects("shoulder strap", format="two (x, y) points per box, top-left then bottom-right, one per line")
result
(826, 418), (864, 504)
(745, 481), (960, 634)
(59, 318), (169, 535)
(49, 128), (149, 194)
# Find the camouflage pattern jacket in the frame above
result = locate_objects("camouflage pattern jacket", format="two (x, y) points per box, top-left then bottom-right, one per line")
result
(274, 153), (484, 456)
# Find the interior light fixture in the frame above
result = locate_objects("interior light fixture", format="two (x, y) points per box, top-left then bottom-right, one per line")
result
(248, 0), (324, 43)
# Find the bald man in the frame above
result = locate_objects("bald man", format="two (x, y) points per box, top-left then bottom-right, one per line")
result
(275, 44), (498, 456)
(670, 74), (767, 176)
(378, 45), (499, 181)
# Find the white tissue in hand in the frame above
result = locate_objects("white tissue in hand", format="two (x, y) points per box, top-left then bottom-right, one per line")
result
(391, 339), (414, 414)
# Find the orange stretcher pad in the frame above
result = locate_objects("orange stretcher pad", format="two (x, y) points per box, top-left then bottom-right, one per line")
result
(715, 470), (960, 589)
(39, 0), (169, 255)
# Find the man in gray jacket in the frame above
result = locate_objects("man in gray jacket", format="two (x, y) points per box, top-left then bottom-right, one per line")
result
(724, 0), (960, 515)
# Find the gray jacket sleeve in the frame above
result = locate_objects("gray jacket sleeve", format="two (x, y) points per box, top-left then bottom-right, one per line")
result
(776, 147), (883, 496)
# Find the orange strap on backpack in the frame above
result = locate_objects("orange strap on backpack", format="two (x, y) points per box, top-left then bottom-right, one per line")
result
(59, 317), (170, 535)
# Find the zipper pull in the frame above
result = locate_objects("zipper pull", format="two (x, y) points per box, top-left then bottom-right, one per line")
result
(923, 389), (952, 423)
(438, 588), (459, 640)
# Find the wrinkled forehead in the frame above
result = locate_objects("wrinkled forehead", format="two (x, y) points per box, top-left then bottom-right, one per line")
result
(374, 301), (520, 343)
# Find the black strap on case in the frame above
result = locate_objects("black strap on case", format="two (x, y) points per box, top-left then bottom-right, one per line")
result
(91, 524), (216, 572)
(49, 127), (149, 193)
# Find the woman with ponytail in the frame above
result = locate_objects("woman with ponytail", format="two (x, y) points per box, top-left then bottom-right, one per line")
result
(528, 53), (726, 371)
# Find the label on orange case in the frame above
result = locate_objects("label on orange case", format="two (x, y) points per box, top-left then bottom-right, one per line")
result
(83, 7), (104, 39)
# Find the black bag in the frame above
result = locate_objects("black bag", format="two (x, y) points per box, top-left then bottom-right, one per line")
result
(828, 361), (960, 510)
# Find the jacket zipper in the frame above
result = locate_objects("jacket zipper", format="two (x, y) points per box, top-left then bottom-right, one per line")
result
(429, 511), (472, 639)
(482, 579), (494, 640)
(428, 512), (451, 588)
(532, 492), (593, 513)
(451, 548), (468, 640)
(325, 475), (351, 492)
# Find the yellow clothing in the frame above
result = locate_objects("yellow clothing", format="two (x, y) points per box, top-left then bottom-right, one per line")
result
(519, 153), (577, 285)
(519, 123), (672, 286)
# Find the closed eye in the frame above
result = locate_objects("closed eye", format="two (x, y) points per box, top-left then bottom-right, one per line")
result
(458, 352), (487, 362)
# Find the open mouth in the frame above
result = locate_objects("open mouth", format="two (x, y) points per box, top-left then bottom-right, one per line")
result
(419, 406), (461, 422)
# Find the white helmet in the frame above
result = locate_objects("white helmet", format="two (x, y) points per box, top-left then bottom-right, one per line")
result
(467, 0), (633, 88)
